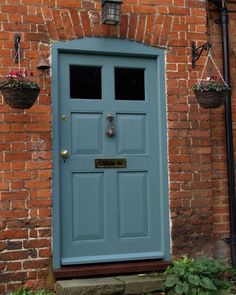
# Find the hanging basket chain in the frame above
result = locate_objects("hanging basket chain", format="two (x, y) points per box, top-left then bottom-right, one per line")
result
(197, 49), (228, 88)
(197, 52), (211, 88)
(209, 53), (228, 86)
(194, 48), (229, 109)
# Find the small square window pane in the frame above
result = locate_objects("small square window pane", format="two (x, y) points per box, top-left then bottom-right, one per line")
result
(115, 67), (145, 101)
(70, 65), (102, 99)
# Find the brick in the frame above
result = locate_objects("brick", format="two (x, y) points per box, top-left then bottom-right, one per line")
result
(25, 32), (49, 42)
(136, 14), (146, 42)
(57, 0), (81, 8)
(128, 14), (138, 40)
(23, 15), (44, 24)
(61, 9), (76, 40)
(80, 11), (92, 37)
(6, 241), (23, 250)
(38, 248), (51, 258)
(0, 251), (29, 261)
(0, 231), (28, 240)
(25, 179), (51, 189)
(120, 14), (129, 38)
(27, 199), (52, 208)
(70, 9), (83, 38)
(169, 6), (190, 15)
(213, 223), (230, 232)
(5, 152), (32, 161)
(0, 191), (28, 201)
(133, 5), (156, 14)
(6, 262), (22, 271)
(0, 272), (27, 284)
(1, 5), (27, 14)
(4, 171), (31, 180)
(23, 259), (50, 270)
(23, 239), (51, 249)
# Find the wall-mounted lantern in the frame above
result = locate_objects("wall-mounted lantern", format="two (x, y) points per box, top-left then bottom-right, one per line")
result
(101, 0), (122, 25)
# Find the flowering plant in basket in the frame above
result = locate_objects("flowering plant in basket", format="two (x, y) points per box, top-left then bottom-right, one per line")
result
(193, 76), (230, 109)
(0, 70), (40, 109)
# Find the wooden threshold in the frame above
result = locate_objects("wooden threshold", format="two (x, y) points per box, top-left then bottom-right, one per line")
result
(54, 260), (170, 279)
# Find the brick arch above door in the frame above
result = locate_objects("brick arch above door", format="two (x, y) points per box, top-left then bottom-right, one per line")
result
(40, 7), (175, 48)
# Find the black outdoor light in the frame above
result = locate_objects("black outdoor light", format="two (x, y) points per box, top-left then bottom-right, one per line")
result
(101, 0), (122, 25)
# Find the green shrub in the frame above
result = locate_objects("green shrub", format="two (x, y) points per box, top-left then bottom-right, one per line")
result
(8, 288), (53, 295)
(163, 256), (236, 295)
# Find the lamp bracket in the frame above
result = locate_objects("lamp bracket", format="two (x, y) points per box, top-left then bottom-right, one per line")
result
(192, 41), (211, 68)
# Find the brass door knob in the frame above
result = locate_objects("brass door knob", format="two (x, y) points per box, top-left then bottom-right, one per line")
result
(60, 150), (69, 160)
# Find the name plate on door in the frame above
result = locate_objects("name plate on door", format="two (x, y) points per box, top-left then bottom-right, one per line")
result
(95, 158), (127, 168)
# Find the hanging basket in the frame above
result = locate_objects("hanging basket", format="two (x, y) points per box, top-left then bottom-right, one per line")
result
(193, 49), (230, 109)
(0, 86), (40, 109)
(193, 88), (228, 109)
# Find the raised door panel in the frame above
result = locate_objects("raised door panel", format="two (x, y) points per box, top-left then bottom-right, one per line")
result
(72, 172), (105, 241)
(117, 172), (149, 239)
(116, 114), (147, 154)
(71, 113), (103, 155)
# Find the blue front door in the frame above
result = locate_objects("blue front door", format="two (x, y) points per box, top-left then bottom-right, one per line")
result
(54, 39), (169, 266)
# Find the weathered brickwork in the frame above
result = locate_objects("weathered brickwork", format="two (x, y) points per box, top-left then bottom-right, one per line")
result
(0, 0), (235, 293)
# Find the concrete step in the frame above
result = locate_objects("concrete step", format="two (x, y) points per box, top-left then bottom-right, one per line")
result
(55, 273), (165, 295)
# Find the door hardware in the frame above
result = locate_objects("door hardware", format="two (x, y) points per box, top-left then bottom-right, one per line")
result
(106, 114), (115, 137)
(60, 150), (69, 161)
(95, 158), (127, 168)
(61, 114), (68, 121)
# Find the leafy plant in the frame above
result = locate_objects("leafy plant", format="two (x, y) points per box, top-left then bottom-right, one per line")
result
(163, 256), (235, 295)
(193, 76), (230, 93)
(8, 288), (53, 295)
(0, 71), (40, 90)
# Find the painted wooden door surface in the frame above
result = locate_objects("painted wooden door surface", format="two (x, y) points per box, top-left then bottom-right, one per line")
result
(58, 51), (167, 265)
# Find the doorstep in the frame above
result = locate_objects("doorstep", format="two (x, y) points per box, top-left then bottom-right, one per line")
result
(55, 273), (165, 295)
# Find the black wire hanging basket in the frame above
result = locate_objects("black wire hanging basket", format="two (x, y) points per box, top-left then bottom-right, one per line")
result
(193, 88), (229, 109)
(0, 34), (40, 109)
(193, 50), (230, 109)
(0, 86), (40, 109)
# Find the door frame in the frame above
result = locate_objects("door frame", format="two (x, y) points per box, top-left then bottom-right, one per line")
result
(52, 37), (170, 269)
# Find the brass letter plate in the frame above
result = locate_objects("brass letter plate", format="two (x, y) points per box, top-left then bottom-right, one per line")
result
(95, 158), (127, 168)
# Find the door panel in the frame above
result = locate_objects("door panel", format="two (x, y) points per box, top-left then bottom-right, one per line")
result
(58, 52), (166, 265)
(71, 113), (103, 155)
(117, 114), (147, 154)
(118, 171), (148, 238)
(72, 172), (105, 241)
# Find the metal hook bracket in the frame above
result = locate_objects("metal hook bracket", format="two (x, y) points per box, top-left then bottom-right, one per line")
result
(14, 33), (21, 64)
(192, 42), (212, 68)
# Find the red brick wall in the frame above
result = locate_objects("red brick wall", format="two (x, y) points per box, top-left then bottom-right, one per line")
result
(0, 0), (235, 293)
